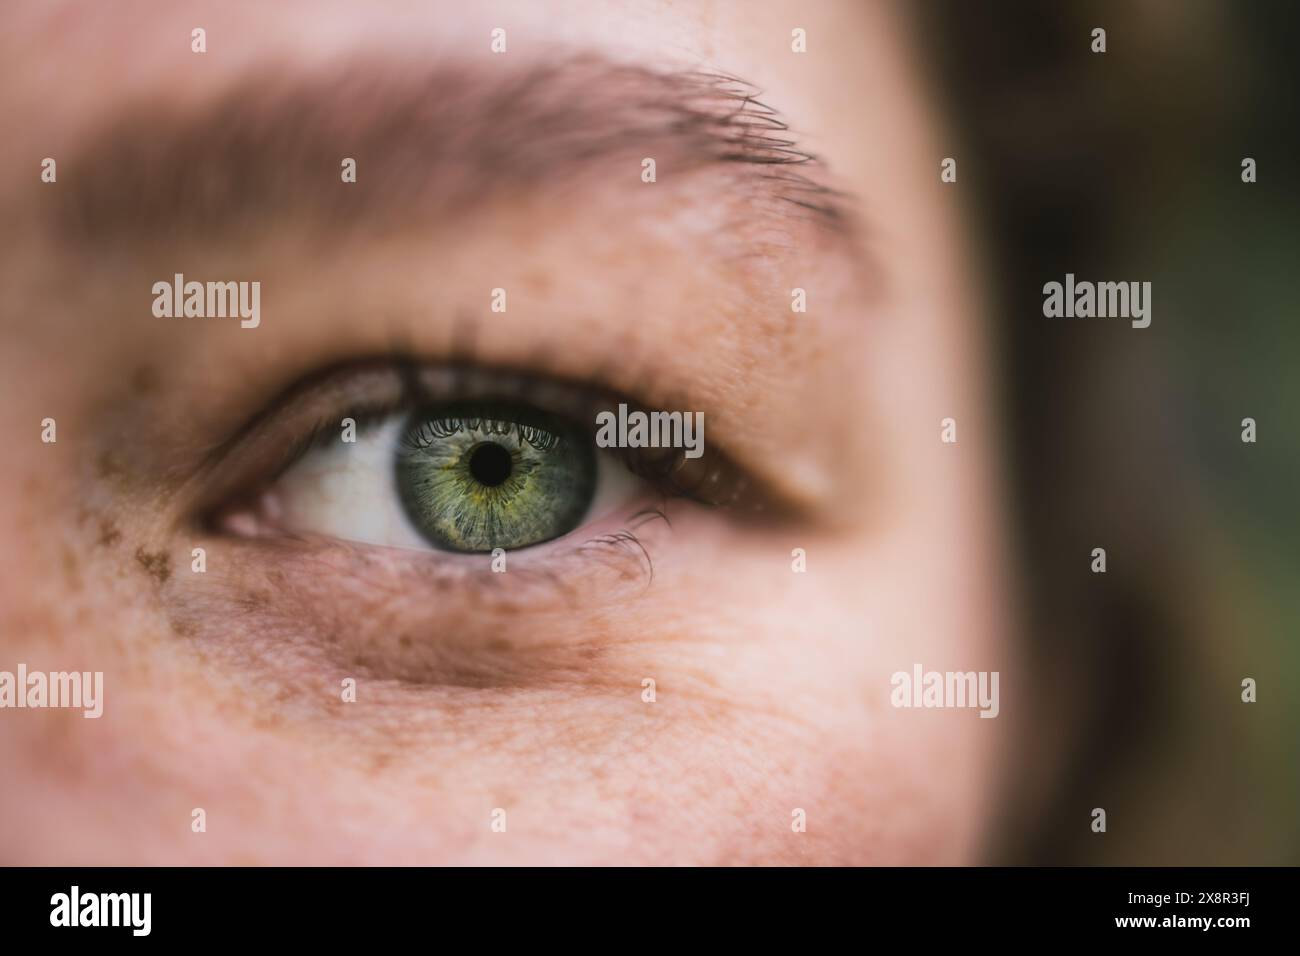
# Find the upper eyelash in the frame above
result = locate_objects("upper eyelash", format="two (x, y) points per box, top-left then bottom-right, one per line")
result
(402, 418), (560, 452)
(280, 363), (766, 509)
(197, 353), (791, 544)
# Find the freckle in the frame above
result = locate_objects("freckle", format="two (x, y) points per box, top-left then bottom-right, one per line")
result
(32, 710), (91, 783)
(133, 547), (172, 584)
(97, 449), (127, 482)
(252, 712), (285, 731)
(60, 546), (82, 590)
(98, 520), (122, 547)
(170, 618), (197, 638)
(523, 270), (553, 295)
(237, 591), (269, 611)
(131, 364), (160, 395)
(398, 635), (412, 648)
(486, 638), (512, 653)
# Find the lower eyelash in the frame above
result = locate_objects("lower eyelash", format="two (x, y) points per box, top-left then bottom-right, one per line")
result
(166, 497), (697, 695)
(211, 505), (673, 622)
(577, 507), (671, 585)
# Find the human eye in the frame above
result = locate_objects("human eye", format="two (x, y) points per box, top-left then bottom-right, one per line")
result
(202, 360), (765, 568)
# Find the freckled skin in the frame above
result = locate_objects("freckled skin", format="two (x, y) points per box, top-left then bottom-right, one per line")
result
(0, 0), (1011, 865)
(130, 364), (161, 396)
(134, 548), (172, 585)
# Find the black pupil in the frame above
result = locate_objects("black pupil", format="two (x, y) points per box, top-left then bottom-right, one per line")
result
(468, 442), (513, 487)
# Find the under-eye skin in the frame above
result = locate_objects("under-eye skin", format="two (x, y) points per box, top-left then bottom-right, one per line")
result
(396, 401), (596, 552)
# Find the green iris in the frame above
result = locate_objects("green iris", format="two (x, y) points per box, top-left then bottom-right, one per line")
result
(395, 402), (596, 552)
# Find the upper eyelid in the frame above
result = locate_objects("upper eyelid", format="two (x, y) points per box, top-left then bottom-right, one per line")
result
(187, 362), (411, 523)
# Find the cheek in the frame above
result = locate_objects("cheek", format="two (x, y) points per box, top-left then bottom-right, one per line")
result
(609, 533), (1008, 866)
(4, 486), (1004, 864)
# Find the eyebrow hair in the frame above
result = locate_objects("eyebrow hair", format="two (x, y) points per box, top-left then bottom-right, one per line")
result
(48, 55), (858, 248)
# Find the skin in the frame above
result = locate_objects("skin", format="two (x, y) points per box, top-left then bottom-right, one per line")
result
(0, 0), (1013, 864)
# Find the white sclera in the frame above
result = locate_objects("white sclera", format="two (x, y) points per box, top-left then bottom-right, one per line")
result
(272, 414), (646, 551)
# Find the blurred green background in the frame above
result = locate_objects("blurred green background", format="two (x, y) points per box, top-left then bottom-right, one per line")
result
(914, 0), (1299, 864)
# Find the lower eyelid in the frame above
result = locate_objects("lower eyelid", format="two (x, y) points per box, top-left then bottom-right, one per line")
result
(168, 506), (677, 688)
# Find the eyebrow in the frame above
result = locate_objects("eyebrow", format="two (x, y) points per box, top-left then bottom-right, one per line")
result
(48, 55), (859, 248)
